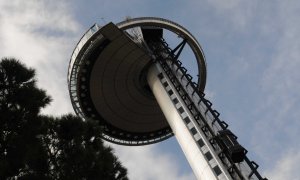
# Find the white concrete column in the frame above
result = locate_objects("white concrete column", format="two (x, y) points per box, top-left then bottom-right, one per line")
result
(147, 63), (219, 180)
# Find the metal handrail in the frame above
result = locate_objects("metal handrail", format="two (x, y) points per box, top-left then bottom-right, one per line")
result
(68, 24), (101, 83)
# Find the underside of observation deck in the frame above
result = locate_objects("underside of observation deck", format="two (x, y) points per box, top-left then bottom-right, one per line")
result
(72, 23), (173, 145)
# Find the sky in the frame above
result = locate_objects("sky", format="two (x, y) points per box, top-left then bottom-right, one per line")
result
(1, 0), (300, 179)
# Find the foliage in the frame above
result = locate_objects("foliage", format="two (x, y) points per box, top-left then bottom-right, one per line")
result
(40, 115), (128, 180)
(0, 57), (128, 180)
(0, 58), (51, 179)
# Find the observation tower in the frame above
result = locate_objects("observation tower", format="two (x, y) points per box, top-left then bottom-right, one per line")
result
(68, 17), (267, 180)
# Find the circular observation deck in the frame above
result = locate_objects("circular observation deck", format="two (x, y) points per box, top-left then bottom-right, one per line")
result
(68, 17), (207, 145)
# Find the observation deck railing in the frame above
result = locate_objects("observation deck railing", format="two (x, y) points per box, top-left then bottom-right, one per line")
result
(67, 24), (102, 118)
(68, 24), (101, 83)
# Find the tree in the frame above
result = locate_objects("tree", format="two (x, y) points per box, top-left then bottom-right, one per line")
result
(0, 57), (128, 180)
(0, 58), (51, 179)
(40, 115), (128, 180)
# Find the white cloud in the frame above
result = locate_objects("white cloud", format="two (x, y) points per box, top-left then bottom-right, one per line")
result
(0, 1), (78, 33)
(253, 0), (300, 157)
(111, 143), (195, 180)
(265, 149), (300, 180)
(202, 1), (255, 31)
(0, 0), (80, 115)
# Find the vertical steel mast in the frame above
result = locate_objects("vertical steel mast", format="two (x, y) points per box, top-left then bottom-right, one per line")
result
(68, 17), (267, 180)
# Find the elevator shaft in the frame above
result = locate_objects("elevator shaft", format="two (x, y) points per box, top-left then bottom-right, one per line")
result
(145, 38), (267, 180)
(147, 63), (232, 180)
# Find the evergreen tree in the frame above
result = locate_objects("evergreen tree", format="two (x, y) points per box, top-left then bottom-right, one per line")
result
(0, 57), (128, 180)
(0, 58), (51, 179)
(40, 115), (128, 180)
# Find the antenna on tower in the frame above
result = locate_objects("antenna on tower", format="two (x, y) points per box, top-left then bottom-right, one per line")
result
(125, 16), (131, 21)
(100, 17), (106, 24)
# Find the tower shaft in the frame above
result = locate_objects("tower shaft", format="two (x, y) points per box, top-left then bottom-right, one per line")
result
(144, 38), (266, 179)
(147, 63), (231, 180)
